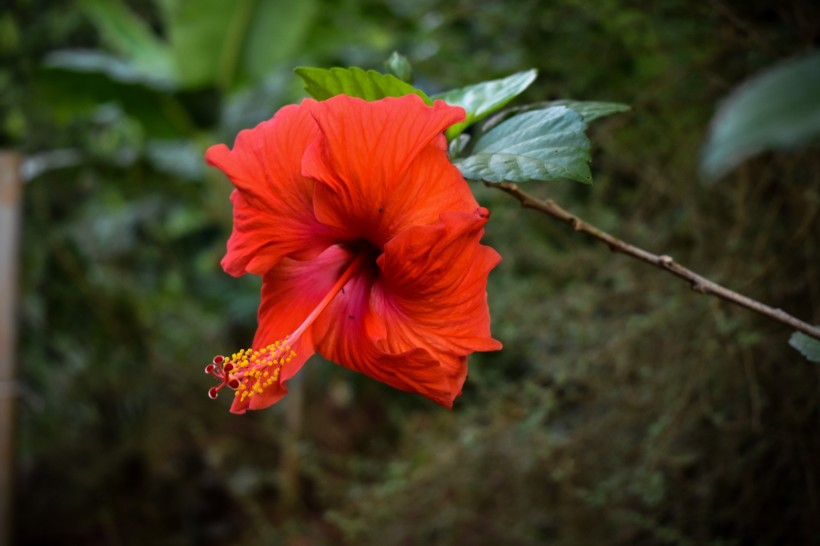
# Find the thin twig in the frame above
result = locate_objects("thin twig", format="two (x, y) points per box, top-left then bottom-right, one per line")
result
(486, 181), (820, 341)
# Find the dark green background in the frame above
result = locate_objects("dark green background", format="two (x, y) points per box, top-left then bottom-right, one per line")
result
(3, 0), (819, 544)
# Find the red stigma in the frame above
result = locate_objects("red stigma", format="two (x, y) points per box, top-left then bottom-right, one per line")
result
(205, 355), (234, 399)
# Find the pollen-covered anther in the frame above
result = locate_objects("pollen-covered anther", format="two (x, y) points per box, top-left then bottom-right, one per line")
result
(205, 339), (295, 402)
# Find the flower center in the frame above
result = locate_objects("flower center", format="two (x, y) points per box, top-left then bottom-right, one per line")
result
(205, 250), (369, 402)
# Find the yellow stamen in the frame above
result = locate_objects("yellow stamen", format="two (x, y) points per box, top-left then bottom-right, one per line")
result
(209, 251), (370, 404)
(223, 337), (293, 400)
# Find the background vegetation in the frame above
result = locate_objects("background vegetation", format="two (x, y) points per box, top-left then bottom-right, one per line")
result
(3, 0), (819, 544)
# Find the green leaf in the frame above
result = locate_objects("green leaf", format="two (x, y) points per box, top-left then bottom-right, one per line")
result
(789, 330), (820, 363)
(433, 69), (538, 140)
(35, 67), (186, 138)
(44, 50), (176, 91)
(159, 0), (235, 88)
(79, 0), (175, 84)
(454, 106), (592, 184)
(482, 100), (630, 133)
(543, 100), (631, 123)
(241, 0), (316, 82)
(384, 52), (413, 83)
(160, 0), (316, 90)
(294, 66), (432, 103)
(701, 51), (820, 179)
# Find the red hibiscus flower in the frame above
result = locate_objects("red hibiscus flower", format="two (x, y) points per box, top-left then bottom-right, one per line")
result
(204, 94), (501, 413)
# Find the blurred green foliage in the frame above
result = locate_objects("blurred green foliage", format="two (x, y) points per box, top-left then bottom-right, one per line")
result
(4, 0), (820, 545)
(700, 50), (820, 179)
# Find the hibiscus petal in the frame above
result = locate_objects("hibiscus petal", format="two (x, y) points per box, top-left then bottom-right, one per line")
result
(375, 208), (503, 356)
(206, 100), (335, 277)
(230, 245), (353, 413)
(312, 267), (466, 407)
(303, 95), (476, 247)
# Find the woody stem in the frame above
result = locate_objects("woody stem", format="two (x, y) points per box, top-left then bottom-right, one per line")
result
(485, 181), (820, 341)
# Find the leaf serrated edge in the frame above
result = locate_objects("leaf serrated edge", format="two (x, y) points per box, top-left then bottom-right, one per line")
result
(294, 66), (431, 103)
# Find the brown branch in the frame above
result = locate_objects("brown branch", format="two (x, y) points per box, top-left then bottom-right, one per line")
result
(486, 181), (820, 341)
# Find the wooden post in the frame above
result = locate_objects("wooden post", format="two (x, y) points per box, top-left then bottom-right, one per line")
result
(0, 151), (22, 546)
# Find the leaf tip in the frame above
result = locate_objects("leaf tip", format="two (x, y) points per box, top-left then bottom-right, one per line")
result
(789, 330), (820, 363)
